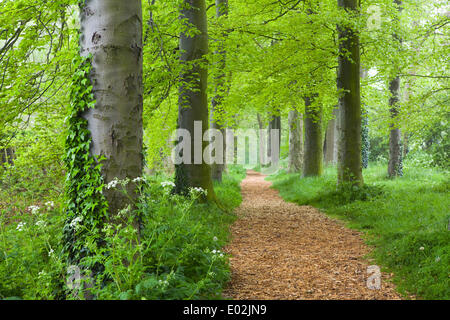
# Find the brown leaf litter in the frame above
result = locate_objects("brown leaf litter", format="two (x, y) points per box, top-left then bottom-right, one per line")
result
(223, 170), (403, 300)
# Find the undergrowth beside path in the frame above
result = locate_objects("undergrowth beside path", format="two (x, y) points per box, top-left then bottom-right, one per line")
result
(0, 166), (246, 300)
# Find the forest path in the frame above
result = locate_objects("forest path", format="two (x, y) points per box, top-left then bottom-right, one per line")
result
(223, 170), (402, 300)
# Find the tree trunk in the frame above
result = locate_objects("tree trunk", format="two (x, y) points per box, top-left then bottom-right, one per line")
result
(360, 68), (370, 169)
(210, 0), (228, 182)
(0, 147), (14, 165)
(257, 113), (267, 166)
(80, 0), (144, 215)
(303, 97), (323, 177)
(388, 0), (403, 178)
(388, 76), (403, 177)
(267, 112), (281, 166)
(361, 110), (370, 169)
(175, 0), (215, 200)
(288, 109), (303, 173)
(337, 0), (363, 186)
(324, 107), (338, 166)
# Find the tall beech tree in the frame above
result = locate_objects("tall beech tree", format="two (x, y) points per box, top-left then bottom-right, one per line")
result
(63, 0), (145, 298)
(80, 0), (144, 216)
(337, 0), (363, 186)
(211, 0), (229, 182)
(175, 0), (215, 200)
(288, 109), (303, 173)
(324, 107), (339, 165)
(303, 97), (323, 177)
(257, 113), (267, 166)
(360, 68), (370, 169)
(267, 112), (281, 166)
(388, 0), (404, 178)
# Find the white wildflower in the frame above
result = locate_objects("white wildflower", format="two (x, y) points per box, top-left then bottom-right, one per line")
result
(190, 187), (207, 196)
(45, 201), (55, 209)
(132, 177), (145, 183)
(16, 222), (26, 231)
(48, 248), (54, 257)
(69, 216), (83, 230)
(102, 224), (113, 234)
(158, 279), (169, 287)
(419, 246), (425, 251)
(213, 236), (218, 242)
(28, 205), (40, 215)
(161, 181), (175, 188)
(35, 220), (47, 228)
(106, 178), (119, 190)
(211, 249), (224, 258)
(117, 205), (131, 217)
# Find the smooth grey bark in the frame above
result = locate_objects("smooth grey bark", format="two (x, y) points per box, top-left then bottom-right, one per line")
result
(267, 112), (281, 165)
(80, 0), (144, 215)
(402, 81), (411, 158)
(257, 113), (267, 166)
(288, 109), (303, 173)
(388, 0), (403, 178)
(303, 97), (323, 177)
(360, 68), (370, 169)
(337, 0), (363, 186)
(388, 76), (403, 177)
(76, 0), (144, 300)
(175, 0), (215, 201)
(324, 107), (339, 165)
(225, 128), (236, 166)
(211, 0), (228, 182)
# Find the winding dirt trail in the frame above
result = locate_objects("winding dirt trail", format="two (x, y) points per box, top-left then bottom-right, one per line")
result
(223, 171), (402, 300)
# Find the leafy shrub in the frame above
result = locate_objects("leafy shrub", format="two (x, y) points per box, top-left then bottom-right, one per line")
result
(329, 183), (385, 205)
(0, 167), (245, 300)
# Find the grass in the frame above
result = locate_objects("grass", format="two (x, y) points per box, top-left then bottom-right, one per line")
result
(268, 162), (449, 300)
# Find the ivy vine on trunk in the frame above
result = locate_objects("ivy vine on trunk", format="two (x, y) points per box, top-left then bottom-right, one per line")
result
(63, 55), (108, 275)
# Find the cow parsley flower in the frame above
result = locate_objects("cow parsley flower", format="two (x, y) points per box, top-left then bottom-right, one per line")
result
(35, 220), (47, 228)
(161, 181), (175, 188)
(211, 249), (224, 258)
(132, 177), (145, 183)
(106, 178), (119, 190)
(16, 222), (26, 231)
(69, 216), (83, 230)
(45, 201), (54, 209)
(28, 205), (40, 215)
(117, 205), (131, 217)
(158, 279), (169, 287)
(190, 187), (207, 196)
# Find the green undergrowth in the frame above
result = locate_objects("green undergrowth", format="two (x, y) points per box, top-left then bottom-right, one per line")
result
(0, 165), (246, 300)
(269, 163), (449, 300)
